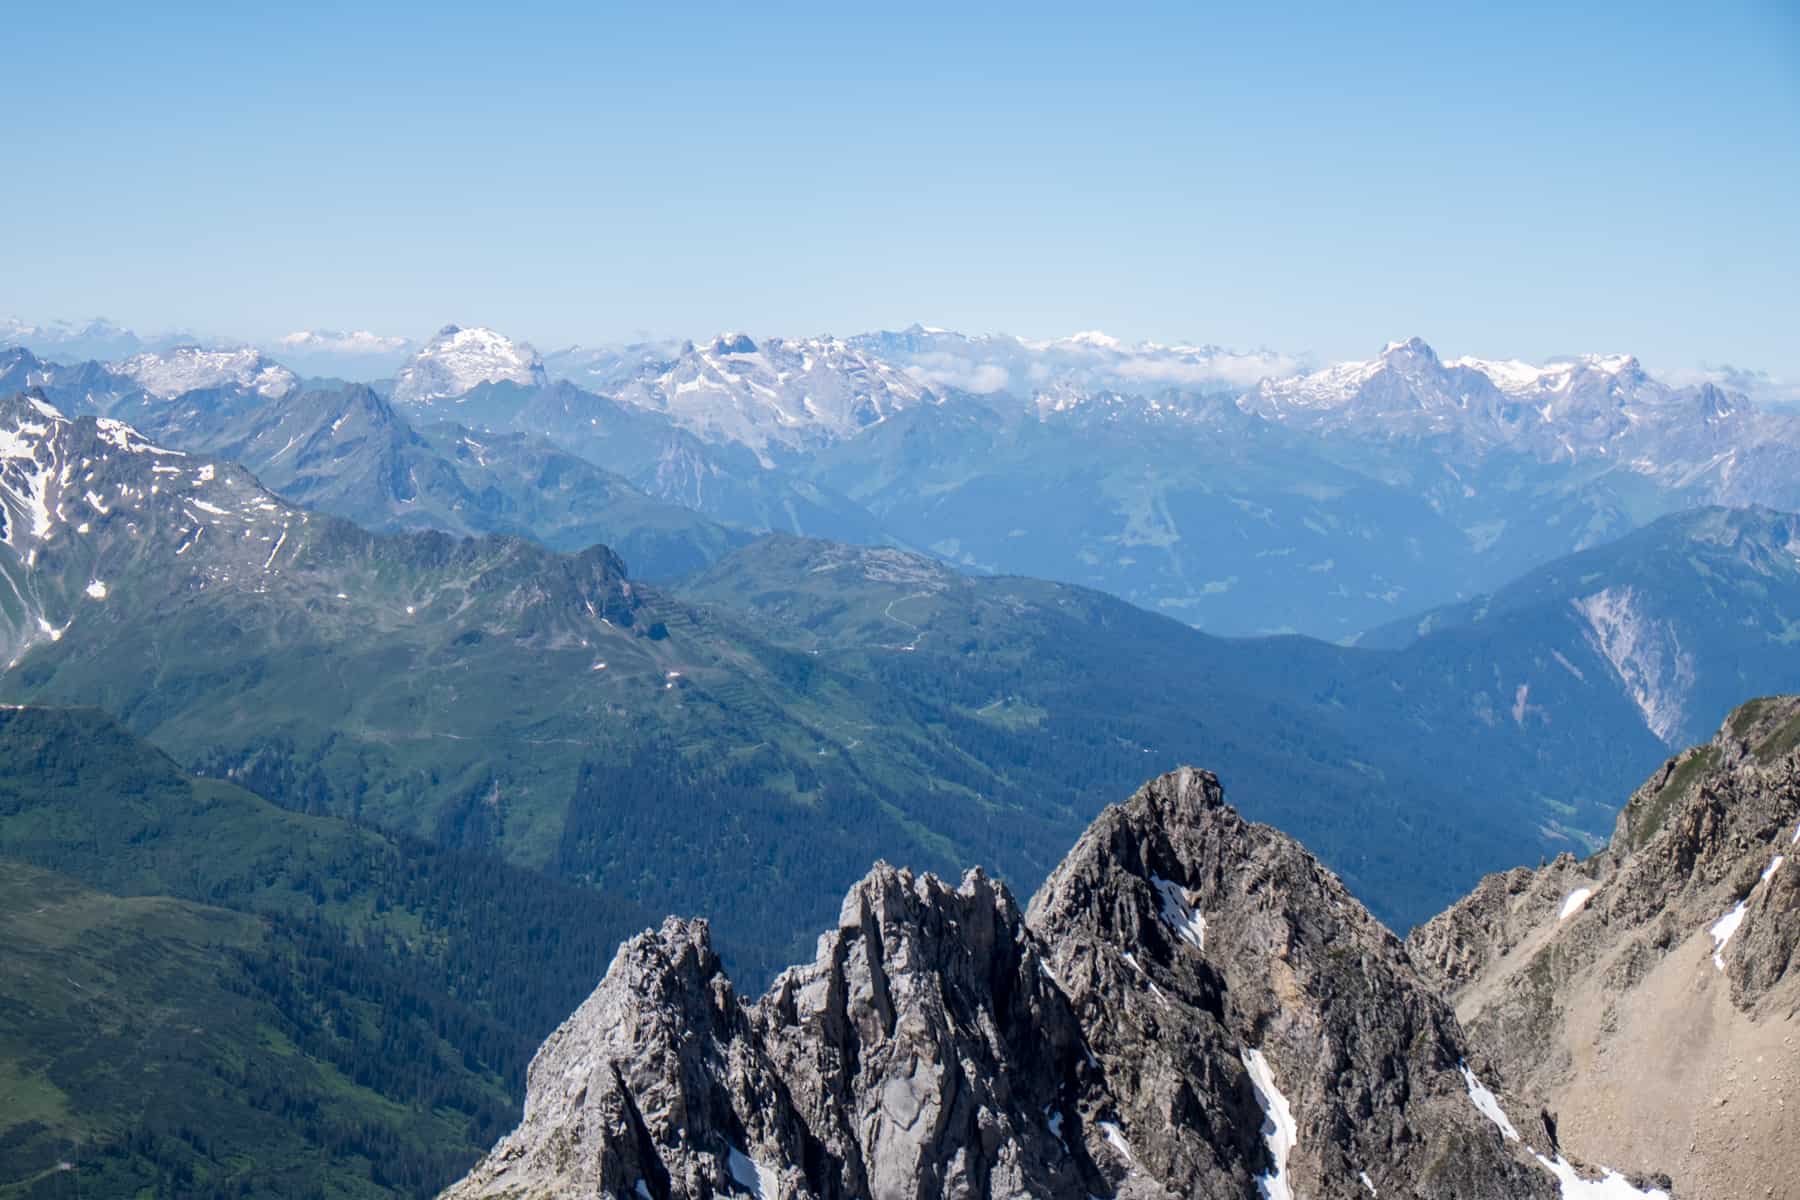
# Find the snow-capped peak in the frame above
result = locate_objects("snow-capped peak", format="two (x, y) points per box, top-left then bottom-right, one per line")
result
(111, 346), (298, 399)
(609, 334), (927, 461)
(1444, 352), (1643, 399)
(391, 324), (548, 404)
(1381, 336), (1439, 363)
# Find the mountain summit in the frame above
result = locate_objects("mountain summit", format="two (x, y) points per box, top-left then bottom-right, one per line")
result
(392, 324), (548, 403)
(609, 334), (929, 461)
(110, 345), (297, 399)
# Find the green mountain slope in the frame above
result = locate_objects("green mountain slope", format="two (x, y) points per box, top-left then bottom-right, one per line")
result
(0, 706), (651, 1199)
(674, 532), (1707, 872)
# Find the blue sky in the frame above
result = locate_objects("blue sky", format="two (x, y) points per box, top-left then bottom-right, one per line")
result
(5, 1), (1797, 372)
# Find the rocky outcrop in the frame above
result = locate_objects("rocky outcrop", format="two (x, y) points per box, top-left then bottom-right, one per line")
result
(446, 768), (1640, 1200)
(1411, 696), (1800, 1198)
(1025, 769), (1550, 1198)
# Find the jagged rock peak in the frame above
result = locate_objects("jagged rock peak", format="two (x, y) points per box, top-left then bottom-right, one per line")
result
(710, 332), (758, 355)
(445, 768), (1651, 1199)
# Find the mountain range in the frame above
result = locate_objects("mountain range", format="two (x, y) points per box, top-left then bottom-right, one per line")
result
(5, 380), (1800, 971)
(8, 319), (1799, 638)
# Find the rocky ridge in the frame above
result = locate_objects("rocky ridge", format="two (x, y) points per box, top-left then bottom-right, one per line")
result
(446, 769), (1662, 1199)
(1410, 696), (1800, 1198)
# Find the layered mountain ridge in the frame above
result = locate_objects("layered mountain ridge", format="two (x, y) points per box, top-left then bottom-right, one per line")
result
(446, 768), (1667, 1200)
(9, 323), (1800, 637)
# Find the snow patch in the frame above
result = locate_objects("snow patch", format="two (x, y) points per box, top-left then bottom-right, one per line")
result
(1151, 873), (1207, 950)
(1531, 1151), (1670, 1198)
(1461, 1064), (1520, 1141)
(1710, 853), (1785, 971)
(84, 580), (107, 600)
(725, 1145), (779, 1199)
(1559, 887), (1594, 921)
(1360, 1171), (1378, 1196)
(1709, 902), (1747, 971)
(1096, 1121), (1135, 1166)
(1241, 1048), (1296, 1200)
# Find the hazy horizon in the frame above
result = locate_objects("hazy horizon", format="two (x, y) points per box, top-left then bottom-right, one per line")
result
(7, 1), (1798, 377)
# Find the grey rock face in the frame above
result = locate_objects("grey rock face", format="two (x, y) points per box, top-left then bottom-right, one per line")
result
(1026, 769), (1550, 1199)
(446, 768), (1571, 1199)
(1411, 696), (1800, 1197)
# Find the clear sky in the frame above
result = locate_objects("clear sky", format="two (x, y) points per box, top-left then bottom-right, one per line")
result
(6, 0), (1797, 372)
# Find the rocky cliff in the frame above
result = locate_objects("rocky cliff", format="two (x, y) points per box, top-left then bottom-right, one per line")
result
(446, 768), (1661, 1199)
(1411, 696), (1800, 1198)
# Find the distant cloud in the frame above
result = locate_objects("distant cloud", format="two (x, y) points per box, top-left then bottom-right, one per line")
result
(1653, 362), (1800, 410)
(903, 356), (1011, 394)
(1112, 353), (1300, 390)
(278, 329), (411, 354)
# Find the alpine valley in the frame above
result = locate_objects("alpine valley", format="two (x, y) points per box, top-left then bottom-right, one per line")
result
(2, 317), (1798, 1199)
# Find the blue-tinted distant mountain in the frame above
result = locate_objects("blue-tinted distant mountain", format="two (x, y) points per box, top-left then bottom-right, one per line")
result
(1, 316), (152, 360)
(21, 322), (1800, 640)
(542, 338), (685, 390)
(0, 315), (248, 362)
(135, 381), (747, 579)
(603, 332), (934, 461)
(369, 327), (1800, 638)
(1361, 505), (1800, 747)
(1244, 337), (1800, 484)
(0, 344), (148, 417)
(409, 376), (899, 546)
